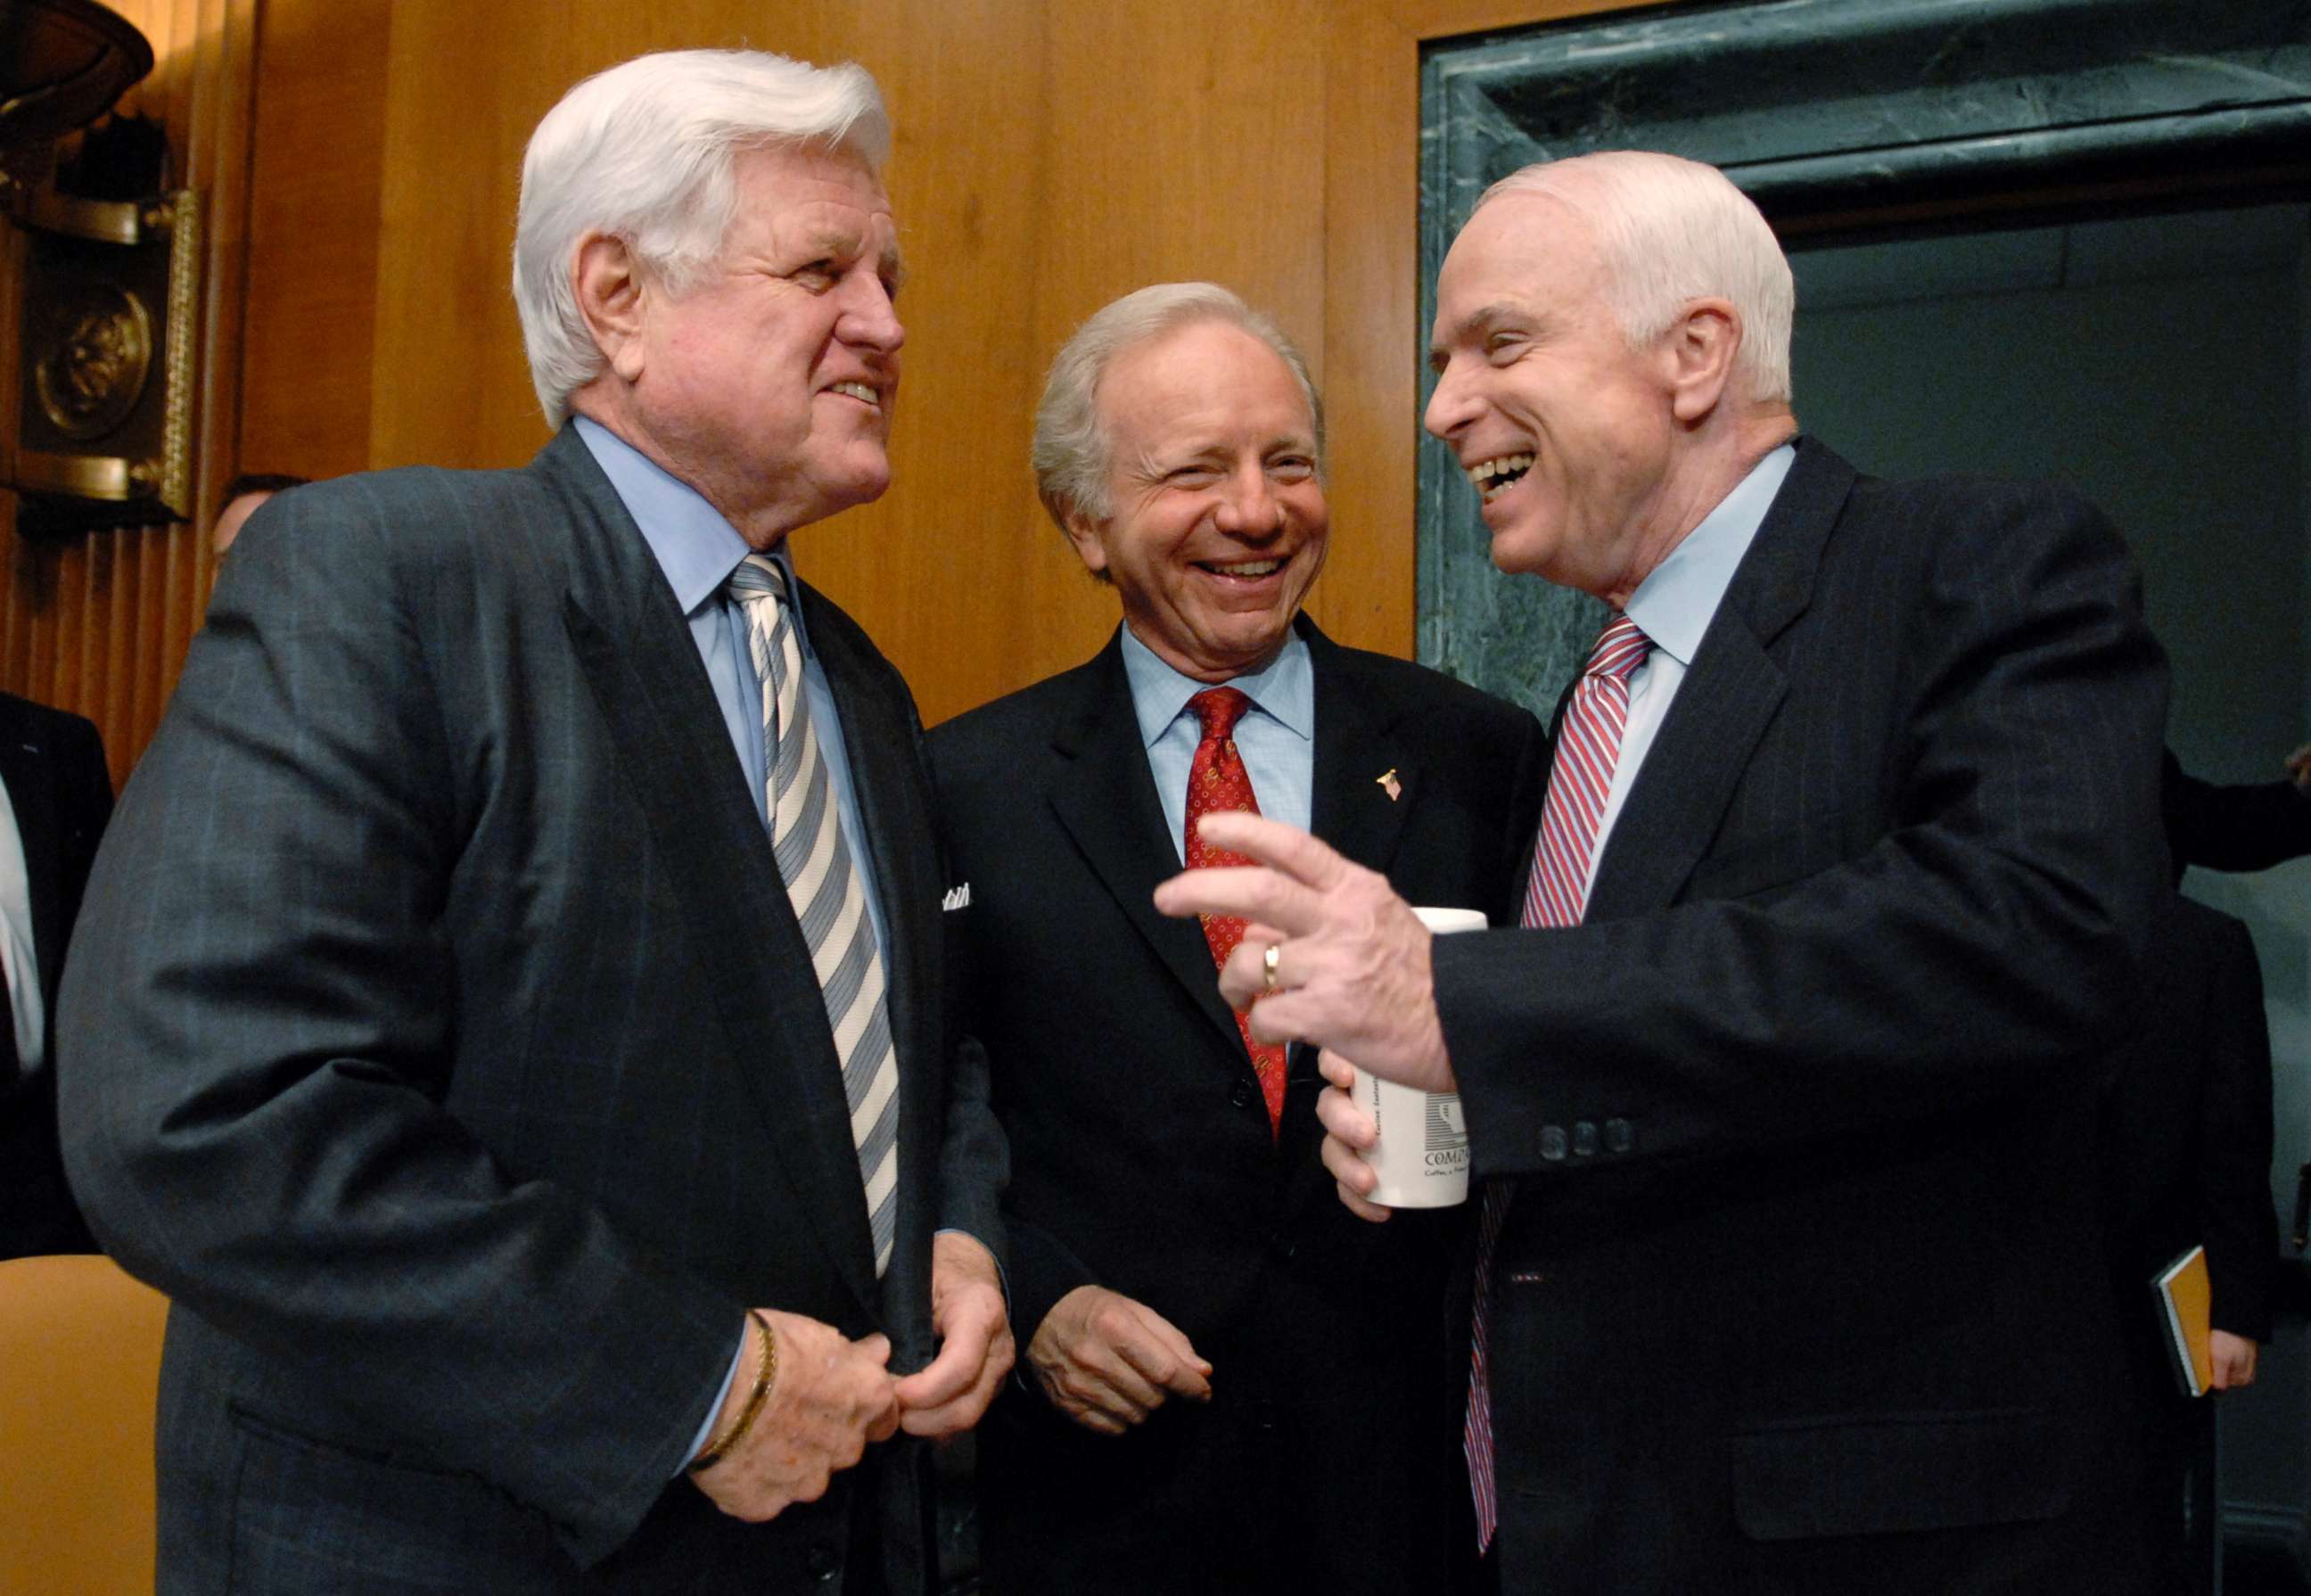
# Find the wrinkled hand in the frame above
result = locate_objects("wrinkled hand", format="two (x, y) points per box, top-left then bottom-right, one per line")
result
(2209, 1329), (2259, 1392)
(1153, 812), (1453, 1092)
(1028, 1285), (1212, 1436)
(1313, 1049), (1393, 1224)
(691, 1311), (901, 1521)
(2286, 743), (2311, 794)
(893, 1231), (1015, 1438)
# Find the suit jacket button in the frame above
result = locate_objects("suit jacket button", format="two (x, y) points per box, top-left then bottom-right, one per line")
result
(1604, 1118), (1634, 1155)
(1229, 1080), (1255, 1109)
(1572, 1121), (1599, 1157)
(1539, 1124), (1567, 1162)
(808, 1546), (839, 1582)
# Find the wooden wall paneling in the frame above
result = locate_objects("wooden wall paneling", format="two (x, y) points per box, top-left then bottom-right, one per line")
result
(1368, 0), (1672, 44)
(238, 0), (391, 482)
(1005, 0), (1332, 712)
(786, 0), (1053, 728)
(1311, 3), (1420, 657)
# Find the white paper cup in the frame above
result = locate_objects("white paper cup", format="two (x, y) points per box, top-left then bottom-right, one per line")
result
(1354, 906), (1486, 1207)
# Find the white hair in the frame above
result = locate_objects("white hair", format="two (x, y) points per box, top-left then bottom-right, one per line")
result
(514, 49), (890, 427)
(1032, 282), (1324, 528)
(1476, 151), (1793, 406)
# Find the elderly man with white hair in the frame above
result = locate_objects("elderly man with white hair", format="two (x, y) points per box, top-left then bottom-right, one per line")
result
(1159, 152), (2168, 1592)
(929, 282), (1546, 1594)
(61, 49), (1009, 1596)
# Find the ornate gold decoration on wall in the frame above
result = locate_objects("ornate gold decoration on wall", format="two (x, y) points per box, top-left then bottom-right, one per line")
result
(8, 185), (199, 521)
(36, 282), (149, 439)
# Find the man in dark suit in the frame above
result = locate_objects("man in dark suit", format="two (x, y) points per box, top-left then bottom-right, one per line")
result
(0, 690), (110, 1259)
(59, 49), (1008, 1595)
(930, 284), (1547, 1594)
(1160, 152), (2167, 1592)
(2101, 893), (2275, 1594)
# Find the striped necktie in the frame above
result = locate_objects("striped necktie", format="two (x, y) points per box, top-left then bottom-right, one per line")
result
(728, 555), (901, 1277)
(1465, 611), (1651, 1551)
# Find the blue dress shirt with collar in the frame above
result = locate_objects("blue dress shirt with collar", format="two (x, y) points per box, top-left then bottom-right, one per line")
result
(574, 416), (889, 954)
(1120, 622), (1315, 857)
(1589, 441), (1797, 890)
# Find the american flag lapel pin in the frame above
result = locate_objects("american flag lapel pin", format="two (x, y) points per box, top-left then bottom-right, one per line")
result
(1377, 768), (1402, 802)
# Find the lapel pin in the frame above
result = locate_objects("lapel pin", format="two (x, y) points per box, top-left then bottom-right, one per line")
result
(1377, 769), (1402, 802)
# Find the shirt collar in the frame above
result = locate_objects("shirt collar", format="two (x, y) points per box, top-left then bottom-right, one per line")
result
(1118, 621), (1315, 752)
(574, 415), (812, 655)
(1622, 442), (1797, 668)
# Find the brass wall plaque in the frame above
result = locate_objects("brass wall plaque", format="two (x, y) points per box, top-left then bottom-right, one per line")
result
(10, 185), (199, 522)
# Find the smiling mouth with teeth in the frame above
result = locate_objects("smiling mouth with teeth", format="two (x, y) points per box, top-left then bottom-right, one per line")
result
(1468, 452), (1534, 503)
(827, 381), (879, 408)
(1199, 557), (1284, 578)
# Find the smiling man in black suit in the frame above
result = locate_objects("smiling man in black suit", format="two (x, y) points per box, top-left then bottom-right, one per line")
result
(1160, 153), (2169, 1594)
(930, 283), (1547, 1595)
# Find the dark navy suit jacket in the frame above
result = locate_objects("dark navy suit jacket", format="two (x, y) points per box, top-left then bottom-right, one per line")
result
(930, 617), (1546, 1596)
(1435, 440), (2170, 1593)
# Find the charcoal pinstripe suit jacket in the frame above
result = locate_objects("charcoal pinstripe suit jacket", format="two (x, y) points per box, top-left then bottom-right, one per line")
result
(59, 427), (1000, 1595)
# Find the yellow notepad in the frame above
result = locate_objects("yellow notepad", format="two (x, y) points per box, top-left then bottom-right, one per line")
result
(2153, 1245), (2214, 1399)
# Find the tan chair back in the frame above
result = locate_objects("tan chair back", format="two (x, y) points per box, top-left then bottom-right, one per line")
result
(0, 1255), (169, 1594)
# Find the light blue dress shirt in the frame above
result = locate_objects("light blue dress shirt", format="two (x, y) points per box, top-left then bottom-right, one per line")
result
(1589, 442), (1797, 889)
(1120, 623), (1315, 858)
(574, 417), (889, 954)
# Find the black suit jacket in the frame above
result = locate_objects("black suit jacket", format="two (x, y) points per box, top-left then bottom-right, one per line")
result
(928, 618), (1547, 1596)
(58, 428), (1001, 1595)
(0, 690), (111, 1259)
(1433, 440), (2168, 1593)
(2161, 747), (2311, 877)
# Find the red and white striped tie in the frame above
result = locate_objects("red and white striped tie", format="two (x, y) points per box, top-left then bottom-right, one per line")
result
(1465, 611), (1651, 1551)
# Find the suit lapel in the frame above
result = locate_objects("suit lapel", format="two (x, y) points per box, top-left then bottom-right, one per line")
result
(541, 431), (879, 1320)
(1284, 621), (1432, 1191)
(1046, 632), (1247, 1063)
(1585, 440), (1854, 921)
(1304, 619), (1418, 884)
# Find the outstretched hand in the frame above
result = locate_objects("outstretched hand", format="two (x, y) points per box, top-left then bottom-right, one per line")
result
(1153, 811), (1454, 1092)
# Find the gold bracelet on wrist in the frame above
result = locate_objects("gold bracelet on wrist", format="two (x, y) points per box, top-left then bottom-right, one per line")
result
(689, 1310), (777, 1474)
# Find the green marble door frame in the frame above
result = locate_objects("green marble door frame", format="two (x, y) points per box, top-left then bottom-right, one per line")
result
(1415, 0), (2311, 707)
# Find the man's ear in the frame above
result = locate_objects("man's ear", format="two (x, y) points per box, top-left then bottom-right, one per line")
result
(1061, 506), (1110, 576)
(573, 233), (649, 383)
(1666, 298), (1740, 424)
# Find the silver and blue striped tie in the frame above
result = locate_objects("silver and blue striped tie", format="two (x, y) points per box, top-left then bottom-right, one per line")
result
(728, 555), (900, 1276)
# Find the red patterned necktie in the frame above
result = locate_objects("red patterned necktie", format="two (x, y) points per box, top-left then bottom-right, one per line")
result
(1465, 612), (1652, 1551)
(1183, 686), (1287, 1135)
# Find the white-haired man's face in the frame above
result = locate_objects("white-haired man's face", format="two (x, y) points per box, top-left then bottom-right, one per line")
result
(609, 143), (905, 545)
(1424, 193), (1687, 605)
